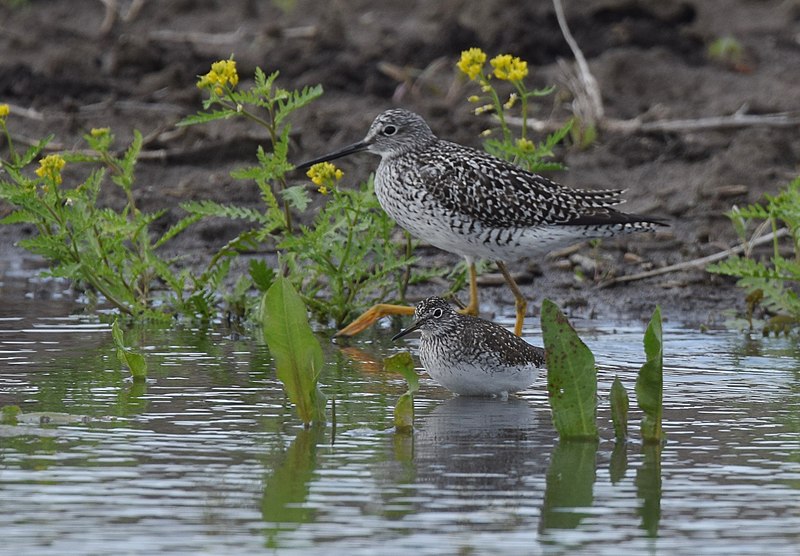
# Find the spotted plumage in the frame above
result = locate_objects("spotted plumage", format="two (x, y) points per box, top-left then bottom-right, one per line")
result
(298, 108), (666, 336)
(392, 296), (544, 396)
(300, 108), (664, 262)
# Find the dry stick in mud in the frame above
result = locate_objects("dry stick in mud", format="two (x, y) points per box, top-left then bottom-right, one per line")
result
(524, 0), (800, 135)
(599, 227), (790, 287)
(546, 0), (798, 287)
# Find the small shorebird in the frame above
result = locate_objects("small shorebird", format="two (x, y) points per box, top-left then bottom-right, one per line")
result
(392, 296), (544, 396)
(298, 109), (665, 336)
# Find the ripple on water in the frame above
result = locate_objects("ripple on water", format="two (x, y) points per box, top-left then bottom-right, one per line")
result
(0, 308), (798, 555)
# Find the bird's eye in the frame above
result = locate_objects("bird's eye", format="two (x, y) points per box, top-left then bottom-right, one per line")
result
(432, 308), (443, 319)
(382, 125), (397, 136)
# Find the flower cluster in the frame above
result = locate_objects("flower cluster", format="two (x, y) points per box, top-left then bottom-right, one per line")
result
(0, 103), (9, 121)
(197, 59), (239, 95)
(35, 154), (66, 186)
(457, 48), (487, 81)
(306, 162), (344, 195)
(490, 54), (528, 81)
(457, 48), (529, 83)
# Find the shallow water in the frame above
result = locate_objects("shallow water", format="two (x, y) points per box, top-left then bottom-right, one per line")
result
(1, 277), (799, 555)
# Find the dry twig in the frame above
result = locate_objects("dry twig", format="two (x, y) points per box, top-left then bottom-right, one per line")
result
(599, 227), (789, 287)
(552, 0), (604, 125)
(519, 1), (800, 136)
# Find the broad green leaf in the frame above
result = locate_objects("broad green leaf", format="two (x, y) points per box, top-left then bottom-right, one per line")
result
(117, 349), (147, 381)
(385, 351), (419, 432)
(636, 306), (664, 444)
(541, 299), (598, 440)
(111, 319), (147, 381)
(384, 351), (419, 393)
(610, 376), (629, 441)
(261, 277), (326, 426)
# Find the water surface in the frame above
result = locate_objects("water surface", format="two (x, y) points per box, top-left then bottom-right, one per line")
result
(1, 276), (798, 555)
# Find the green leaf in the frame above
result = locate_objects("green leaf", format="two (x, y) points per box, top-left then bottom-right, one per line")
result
(636, 306), (664, 444)
(385, 351), (419, 432)
(610, 376), (629, 441)
(111, 318), (147, 381)
(541, 298), (598, 440)
(280, 185), (312, 212)
(384, 351), (419, 393)
(261, 277), (326, 426)
(176, 109), (237, 127)
(249, 259), (276, 292)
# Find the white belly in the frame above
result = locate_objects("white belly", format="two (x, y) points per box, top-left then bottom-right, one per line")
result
(419, 349), (539, 396)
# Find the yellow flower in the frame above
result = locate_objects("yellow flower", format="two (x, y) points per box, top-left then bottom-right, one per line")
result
(490, 54), (528, 81)
(457, 48), (487, 81)
(306, 162), (344, 194)
(35, 154), (67, 186)
(0, 103), (9, 120)
(197, 58), (239, 93)
(90, 127), (110, 137)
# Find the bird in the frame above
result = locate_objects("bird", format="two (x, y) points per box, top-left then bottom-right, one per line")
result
(297, 108), (665, 336)
(392, 296), (545, 396)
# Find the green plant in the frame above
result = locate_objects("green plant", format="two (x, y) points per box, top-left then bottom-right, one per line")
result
(179, 59), (420, 327)
(457, 48), (572, 173)
(260, 276), (326, 427)
(707, 36), (746, 70)
(541, 298), (598, 440)
(541, 299), (664, 444)
(111, 318), (147, 381)
(707, 176), (800, 333)
(636, 306), (663, 444)
(610, 376), (629, 441)
(384, 351), (419, 433)
(0, 110), (219, 321)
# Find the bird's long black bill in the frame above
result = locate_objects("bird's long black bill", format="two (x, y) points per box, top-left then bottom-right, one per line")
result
(295, 140), (370, 171)
(391, 320), (422, 342)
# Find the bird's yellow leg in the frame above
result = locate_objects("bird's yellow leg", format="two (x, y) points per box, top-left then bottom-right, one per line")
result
(335, 304), (415, 337)
(459, 259), (480, 316)
(496, 261), (527, 337)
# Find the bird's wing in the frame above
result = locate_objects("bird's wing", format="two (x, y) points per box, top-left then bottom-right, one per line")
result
(421, 141), (628, 229)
